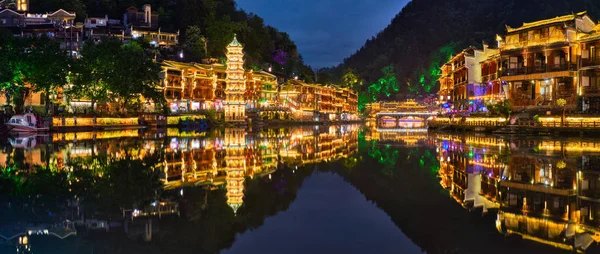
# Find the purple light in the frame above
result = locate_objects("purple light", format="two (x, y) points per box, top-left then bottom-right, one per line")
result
(273, 49), (288, 65)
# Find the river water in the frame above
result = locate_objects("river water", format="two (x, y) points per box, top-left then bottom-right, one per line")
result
(0, 125), (598, 253)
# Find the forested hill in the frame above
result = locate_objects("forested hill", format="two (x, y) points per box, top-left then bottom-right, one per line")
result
(332, 0), (600, 98)
(29, 0), (315, 81)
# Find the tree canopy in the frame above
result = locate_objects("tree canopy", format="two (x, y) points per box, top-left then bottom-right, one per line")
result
(328, 0), (600, 98)
(69, 37), (164, 112)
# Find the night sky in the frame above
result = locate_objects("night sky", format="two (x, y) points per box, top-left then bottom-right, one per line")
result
(236, 0), (409, 69)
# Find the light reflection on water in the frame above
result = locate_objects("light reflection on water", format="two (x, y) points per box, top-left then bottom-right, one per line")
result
(2, 124), (600, 253)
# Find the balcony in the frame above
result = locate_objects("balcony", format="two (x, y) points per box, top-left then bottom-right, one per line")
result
(500, 63), (574, 77)
(583, 86), (600, 96)
(500, 67), (526, 76)
(482, 73), (497, 83)
(583, 56), (600, 68)
(547, 63), (574, 72)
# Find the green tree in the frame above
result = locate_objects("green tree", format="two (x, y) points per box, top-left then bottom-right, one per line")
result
(69, 38), (119, 111)
(70, 38), (163, 113)
(205, 16), (236, 58)
(107, 40), (164, 112)
(366, 65), (399, 101)
(0, 32), (30, 112)
(342, 69), (362, 90)
(27, 36), (71, 115)
(184, 25), (207, 61)
(487, 99), (512, 122)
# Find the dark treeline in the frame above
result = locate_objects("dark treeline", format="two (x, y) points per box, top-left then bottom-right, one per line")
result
(328, 0), (600, 98)
(29, 0), (315, 81)
(0, 32), (163, 114)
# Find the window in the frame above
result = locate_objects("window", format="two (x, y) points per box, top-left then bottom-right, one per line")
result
(541, 28), (549, 39)
(519, 32), (528, 42)
(592, 76), (600, 88)
(509, 57), (519, 69)
(583, 76), (590, 87)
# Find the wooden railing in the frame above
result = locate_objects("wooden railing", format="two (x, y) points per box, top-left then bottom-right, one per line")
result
(432, 118), (600, 129)
(582, 56), (600, 67)
(430, 119), (504, 127)
(539, 120), (600, 128)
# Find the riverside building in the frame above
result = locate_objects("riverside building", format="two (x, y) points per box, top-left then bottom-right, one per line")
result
(439, 11), (600, 114)
(437, 45), (501, 113)
(159, 37), (358, 122)
(2, 3), (357, 121)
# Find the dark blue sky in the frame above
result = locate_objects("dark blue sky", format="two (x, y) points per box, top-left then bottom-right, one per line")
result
(236, 0), (409, 69)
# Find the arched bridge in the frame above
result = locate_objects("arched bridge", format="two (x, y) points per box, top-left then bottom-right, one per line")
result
(376, 112), (438, 128)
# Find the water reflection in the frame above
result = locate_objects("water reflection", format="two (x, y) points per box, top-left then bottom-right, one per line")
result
(6, 124), (600, 253)
(433, 133), (600, 252)
(0, 126), (359, 253)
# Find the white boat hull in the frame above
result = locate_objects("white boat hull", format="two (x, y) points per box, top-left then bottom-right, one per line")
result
(6, 123), (49, 133)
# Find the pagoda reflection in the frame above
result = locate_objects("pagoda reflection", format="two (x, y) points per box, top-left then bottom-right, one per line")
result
(0, 126), (359, 211)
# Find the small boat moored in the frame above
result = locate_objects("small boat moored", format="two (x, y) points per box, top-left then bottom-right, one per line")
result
(6, 113), (50, 133)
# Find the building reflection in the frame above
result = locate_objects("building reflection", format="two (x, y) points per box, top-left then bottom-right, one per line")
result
(435, 134), (502, 212)
(1, 126), (359, 207)
(433, 134), (600, 251)
(0, 126), (359, 249)
(365, 126), (429, 147)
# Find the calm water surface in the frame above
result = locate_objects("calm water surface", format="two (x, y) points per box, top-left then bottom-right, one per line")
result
(0, 125), (599, 253)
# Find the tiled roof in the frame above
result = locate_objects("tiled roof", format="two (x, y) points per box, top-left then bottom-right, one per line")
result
(579, 24), (600, 41)
(506, 11), (587, 33)
(228, 34), (242, 47)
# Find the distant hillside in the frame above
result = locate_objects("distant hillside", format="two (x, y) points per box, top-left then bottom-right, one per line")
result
(332, 0), (600, 98)
(28, 0), (315, 81)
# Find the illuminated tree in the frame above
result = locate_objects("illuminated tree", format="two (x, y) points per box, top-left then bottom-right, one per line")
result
(69, 38), (119, 111)
(410, 42), (457, 95)
(556, 98), (567, 126)
(108, 40), (164, 112)
(342, 69), (362, 90)
(28, 36), (70, 114)
(486, 99), (512, 122)
(70, 38), (163, 113)
(0, 32), (30, 112)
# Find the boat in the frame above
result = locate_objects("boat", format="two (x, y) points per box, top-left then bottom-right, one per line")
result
(6, 113), (50, 133)
(8, 134), (50, 149)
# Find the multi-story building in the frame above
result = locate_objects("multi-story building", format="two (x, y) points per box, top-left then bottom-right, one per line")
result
(125, 5), (178, 47)
(277, 80), (358, 121)
(0, 0), (28, 12)
(83, 14), (125, 42)
(245, 70), (278, 110)
(437, 63), (453, 112)
(475, 43), (502, 106)
(438, 44), (502, 113)
(161, 60), (224, 113)
(579, 24), (600, 112)
(498, 12), (595, 110)
(224, 35), (246, 122)
(438, 12), (600, 113)
(448, 47), (475, 112)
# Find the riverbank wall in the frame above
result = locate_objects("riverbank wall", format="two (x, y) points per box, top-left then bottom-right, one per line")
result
(44, 115), (364, 132)
(429, 116), (600, 136)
